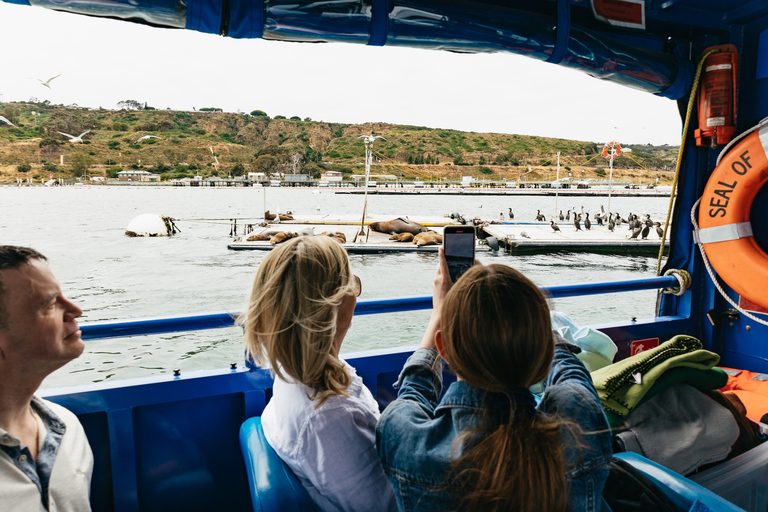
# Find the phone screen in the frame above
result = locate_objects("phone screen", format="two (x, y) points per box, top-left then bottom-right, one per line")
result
(444, 227), (475, 282)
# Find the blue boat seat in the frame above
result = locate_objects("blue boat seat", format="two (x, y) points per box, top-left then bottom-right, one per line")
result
(239, 417), (319, 512)
(614, 453), (745, 512)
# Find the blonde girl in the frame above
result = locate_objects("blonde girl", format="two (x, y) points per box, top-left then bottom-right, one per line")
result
(242, 235), (396, 512)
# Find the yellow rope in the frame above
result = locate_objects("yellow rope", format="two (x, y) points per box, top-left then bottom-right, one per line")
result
(656, 49), (719, 276)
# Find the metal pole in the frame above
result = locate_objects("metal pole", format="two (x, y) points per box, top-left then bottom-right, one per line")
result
(555, 152), (560, 219)
(608, 152), (614, 214)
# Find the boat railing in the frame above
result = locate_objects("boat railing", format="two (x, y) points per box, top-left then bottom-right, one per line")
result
(80, 275), (681, 340)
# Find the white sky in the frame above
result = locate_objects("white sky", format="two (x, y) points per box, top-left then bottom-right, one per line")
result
(0, 2), (683, 145)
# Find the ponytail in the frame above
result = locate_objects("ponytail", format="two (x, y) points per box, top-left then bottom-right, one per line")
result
(451, 411), (568, 512)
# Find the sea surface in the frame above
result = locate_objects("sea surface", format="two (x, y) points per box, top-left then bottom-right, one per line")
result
(0, 185), (672, 388)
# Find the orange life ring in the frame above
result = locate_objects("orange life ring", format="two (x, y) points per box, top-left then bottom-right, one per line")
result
(698, 125), (768, 310)
(602, 141), (621, 159)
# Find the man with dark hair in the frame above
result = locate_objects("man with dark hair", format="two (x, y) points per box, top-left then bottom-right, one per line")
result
(0, 245), (93, 511)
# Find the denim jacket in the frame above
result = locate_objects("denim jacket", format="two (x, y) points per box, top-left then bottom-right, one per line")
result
(376, 341), (612, 512)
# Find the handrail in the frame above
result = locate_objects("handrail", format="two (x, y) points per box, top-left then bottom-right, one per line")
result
(80, 276), (679, 340)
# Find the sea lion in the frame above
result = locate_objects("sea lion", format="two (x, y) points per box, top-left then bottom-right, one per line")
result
(264, 210), (294, 221)
(320, 231), (347, 244)
(246, 228), (284, 241)
(413, 231), (443, 247)
(369, 217), (428, 236)
(270, 231), (296, 244)
(389, 232), (414, 242)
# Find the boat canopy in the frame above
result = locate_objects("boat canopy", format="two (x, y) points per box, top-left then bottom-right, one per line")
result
(3, 1), (765, 100)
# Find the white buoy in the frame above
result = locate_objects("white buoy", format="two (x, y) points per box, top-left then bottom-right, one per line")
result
(125, 214), (178, 237)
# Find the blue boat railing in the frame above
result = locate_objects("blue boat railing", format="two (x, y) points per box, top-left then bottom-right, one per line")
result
(80, 275), (680, 340)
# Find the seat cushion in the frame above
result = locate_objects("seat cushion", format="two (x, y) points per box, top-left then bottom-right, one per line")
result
(239, 417), (318, 512)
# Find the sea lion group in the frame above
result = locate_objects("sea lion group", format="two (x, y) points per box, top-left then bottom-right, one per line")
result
(247, 217), (445, 247)
(389, 231), (443, 246)
(246, 227), (346, 245)
(264, 210), (294, 221)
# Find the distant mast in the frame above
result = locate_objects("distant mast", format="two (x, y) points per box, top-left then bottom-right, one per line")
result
(357, 135), (385, 239)
(602, 141), (622, 214)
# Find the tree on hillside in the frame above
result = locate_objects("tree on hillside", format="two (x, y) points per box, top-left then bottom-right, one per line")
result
(3, 106), (20, 125)
(250, 110), (269, 118)
(117, 100), (143, 110)
(41, 111), (89, 139)
(252, 154), (276, 174)
(70, 153), (92, 177)
(289, 152), (303, 174)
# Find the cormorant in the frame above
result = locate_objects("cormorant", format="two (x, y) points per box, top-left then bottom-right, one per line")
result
(508, 208), (514, 219)
(559, 210), (564, 221)
(536, 209), (545, 222)
(565, 210), (571, 221)
(608, 214), (616, 232)
(573, 214), (582, 231)
(584, 213), (591, 230)
(551, 220), (561, 232)
(641, 220), (653, 239)
(630, 225), (642, 239)
(654, 222), (664, 238)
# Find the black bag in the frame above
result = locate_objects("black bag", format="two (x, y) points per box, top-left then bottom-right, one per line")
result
(602, 456), (677, 512)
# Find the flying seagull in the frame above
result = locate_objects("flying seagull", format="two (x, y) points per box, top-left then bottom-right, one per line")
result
(0, 115), (16, 127)
(135, 135), (162, 143)
(57, 129), (91, 143)
(34, 74), (62, 89)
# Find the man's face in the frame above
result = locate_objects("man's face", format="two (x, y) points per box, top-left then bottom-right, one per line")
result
(0, 259), (84, 373)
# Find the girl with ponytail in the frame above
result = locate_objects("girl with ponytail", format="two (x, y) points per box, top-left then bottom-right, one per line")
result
(376, 251), (612, 512)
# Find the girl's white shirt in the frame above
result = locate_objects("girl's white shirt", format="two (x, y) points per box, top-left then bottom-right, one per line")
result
(262, 360), (398, 512)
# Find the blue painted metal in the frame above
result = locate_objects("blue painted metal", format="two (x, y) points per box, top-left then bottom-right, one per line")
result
(80, 276), (680, 340)
(8, 2), (768, 511)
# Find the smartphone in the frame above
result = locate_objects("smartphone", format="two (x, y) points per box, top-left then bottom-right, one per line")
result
(443, 225), (476, 283)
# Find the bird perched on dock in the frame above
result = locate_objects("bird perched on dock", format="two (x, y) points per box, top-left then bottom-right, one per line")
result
(584, 213), (591, 230)
(559, 210), (564, 221)
(573, 214), (582, 231)
(536, 210), (545, 222)
(565, 210), (571, 221)
(641, 220), (654, 239)
(630, 225), (642, 239)
(608, 214), (616, 232)
(550, 220), (561, 232)
(596, 213), (603, 226)
(57, 129), (90, 143)
(654, 222), (664, 238)
(32, 73), (61, 89)
(508, 208), (514, 219)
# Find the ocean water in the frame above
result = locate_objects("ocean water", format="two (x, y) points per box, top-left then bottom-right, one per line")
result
(0, 185), (671, 387)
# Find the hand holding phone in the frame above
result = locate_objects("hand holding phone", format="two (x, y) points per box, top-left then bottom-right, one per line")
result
(443, 225), (476, 283)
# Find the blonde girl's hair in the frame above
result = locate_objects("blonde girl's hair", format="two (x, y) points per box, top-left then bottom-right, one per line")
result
(240, 235), (357, 407)
(441, 264), (568, 512)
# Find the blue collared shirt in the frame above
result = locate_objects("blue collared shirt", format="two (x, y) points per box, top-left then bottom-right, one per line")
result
(376, 345), (613, 512)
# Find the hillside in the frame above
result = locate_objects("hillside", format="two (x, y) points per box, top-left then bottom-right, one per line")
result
(0, 101), (680, 184)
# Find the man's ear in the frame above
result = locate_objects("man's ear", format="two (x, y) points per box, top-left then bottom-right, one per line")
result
(435, 330), (447, 361)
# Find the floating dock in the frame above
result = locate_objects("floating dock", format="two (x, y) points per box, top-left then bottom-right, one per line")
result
(480, 222), (669, 255)
(227, 215), (669, 255)
(228, 218), (475, 254)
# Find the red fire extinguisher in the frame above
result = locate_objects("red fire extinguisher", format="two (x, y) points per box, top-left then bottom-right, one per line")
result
(694, 44), (739, 147)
